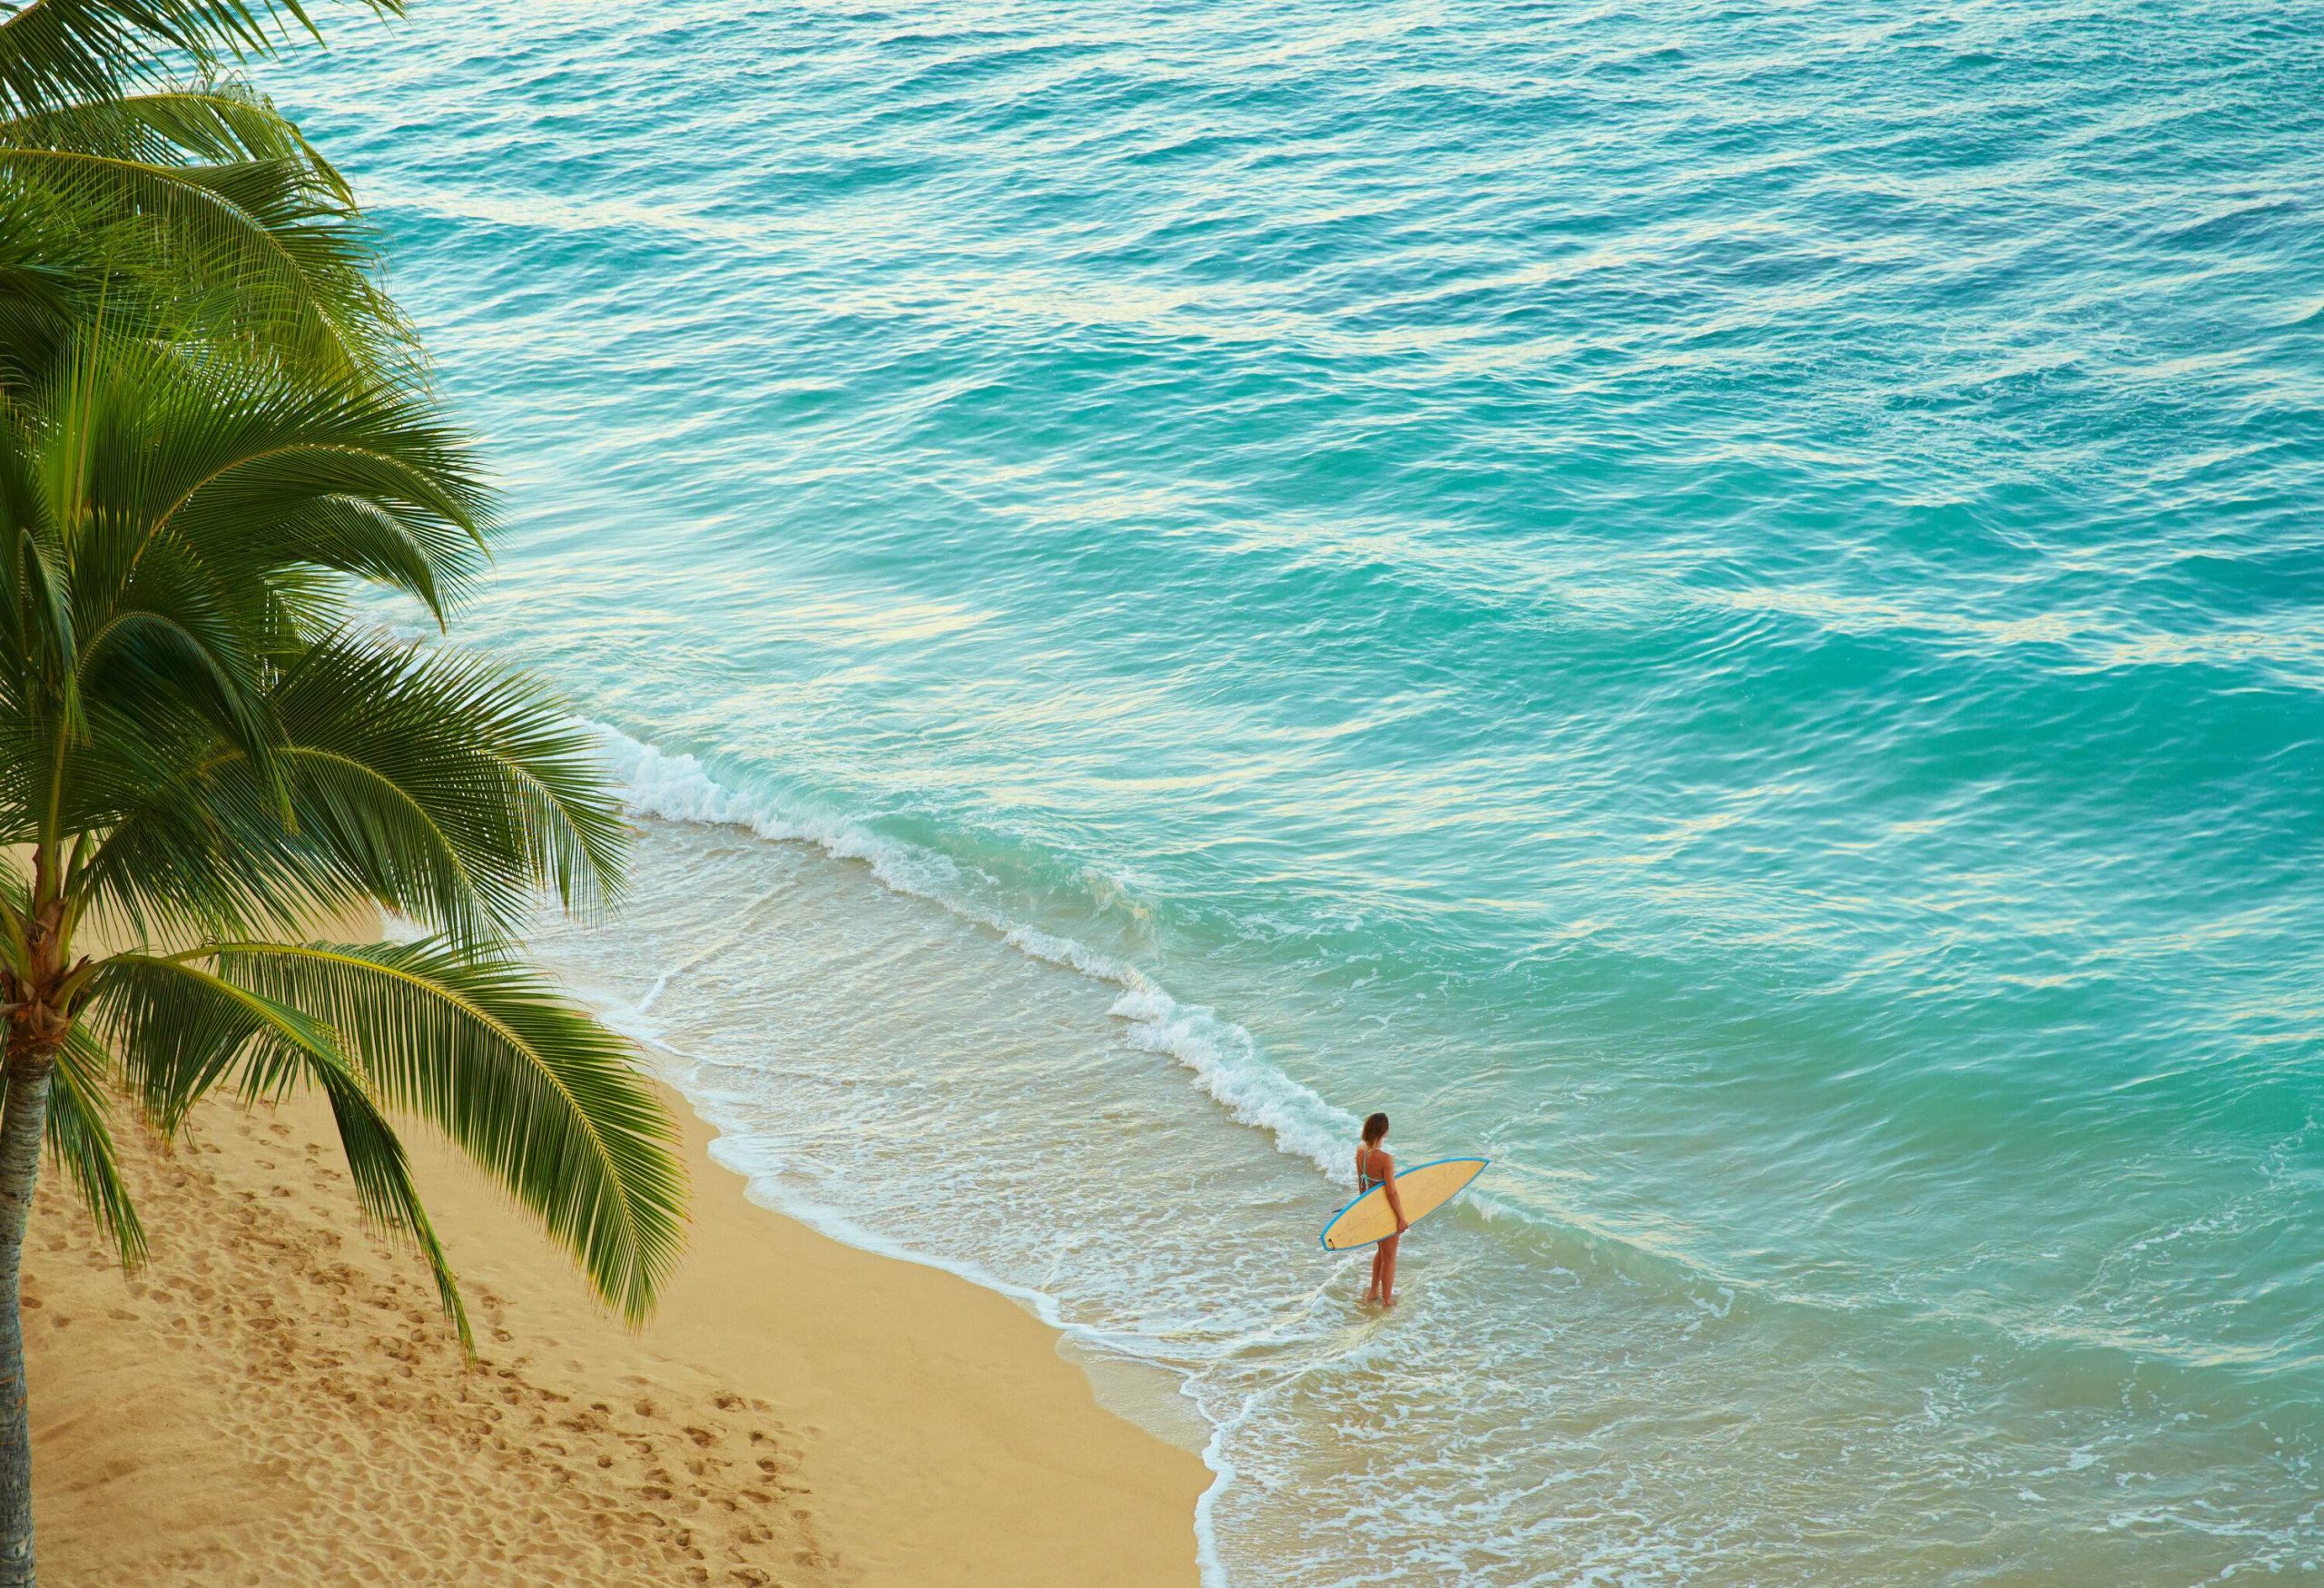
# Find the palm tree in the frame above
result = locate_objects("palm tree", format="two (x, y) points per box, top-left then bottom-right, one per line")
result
(0, 12), (682, 1583)
(0, 321), (689, 1587)
(1, 0), (410, 390)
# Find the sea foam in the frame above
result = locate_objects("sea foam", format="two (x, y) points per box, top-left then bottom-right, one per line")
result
(585, 720), (1360, 1179)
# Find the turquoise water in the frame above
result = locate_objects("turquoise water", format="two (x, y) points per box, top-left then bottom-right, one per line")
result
(283, 4), (2323, 1582)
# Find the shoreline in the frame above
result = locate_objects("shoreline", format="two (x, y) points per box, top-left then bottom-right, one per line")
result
(27, 1071), (1209, 1584)
(681, 1078), (1224, 1463)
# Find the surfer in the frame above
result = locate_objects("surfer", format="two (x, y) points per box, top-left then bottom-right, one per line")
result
(1357, 1112), (1411, 1307)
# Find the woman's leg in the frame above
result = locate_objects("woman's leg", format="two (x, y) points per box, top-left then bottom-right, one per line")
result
(1366, 1246), (1384, 1303)
(1378, 1234), (1400, 1307)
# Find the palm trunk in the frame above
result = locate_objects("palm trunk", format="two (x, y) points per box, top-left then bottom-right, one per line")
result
(0, 1047), (52, 1588)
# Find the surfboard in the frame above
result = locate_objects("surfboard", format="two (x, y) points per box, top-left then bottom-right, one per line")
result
(1318, 1157), (1489, 1251)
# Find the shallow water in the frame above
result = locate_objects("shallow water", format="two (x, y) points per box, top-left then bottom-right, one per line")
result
(284, 4), (2323, 1582)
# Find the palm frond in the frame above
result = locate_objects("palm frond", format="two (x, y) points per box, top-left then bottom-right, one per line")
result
(0, 853), (26, 971)
(41, 1024), (145, 1267)
(0, 189), (77, 389)
(47, 328), (486, 628)
(0, 1), (401, 121)
(270, 635), (626, 930)
(54, 727), (328, 944)
(0, 144), (405, 375)
(92, 948), (335, 1125)
(194, 938), (684, 1323)
(74, 629), (620, 948)
(308, 1032), (469, 1346)
(87, 945), (469, 1342)
(0, 82), (344, 195)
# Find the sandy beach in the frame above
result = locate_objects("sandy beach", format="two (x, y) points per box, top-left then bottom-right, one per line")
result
(24, 1071), (1208, 1585)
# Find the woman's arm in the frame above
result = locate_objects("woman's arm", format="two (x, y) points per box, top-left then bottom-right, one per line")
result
(1381, 1153), (1410, 1235)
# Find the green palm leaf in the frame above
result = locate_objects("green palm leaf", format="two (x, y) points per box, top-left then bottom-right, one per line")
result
(0, 145), (403, 374)
(194, 938), (684, 1324)
(77, 630), (625, 948)
(271, 636), (627, 924)
(0, 1), (399, 121)
(90, 947), (471, 1342)
(0, 82), (342, 185)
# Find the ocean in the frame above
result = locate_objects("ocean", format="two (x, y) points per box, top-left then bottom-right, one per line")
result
(281, 3), (2324, 1582)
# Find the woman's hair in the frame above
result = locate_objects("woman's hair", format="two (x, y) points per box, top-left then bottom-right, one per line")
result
(1362, 1111), (1390, 1144)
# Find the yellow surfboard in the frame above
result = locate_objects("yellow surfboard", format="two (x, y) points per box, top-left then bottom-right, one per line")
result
(1318, 1158), (1489, 1251)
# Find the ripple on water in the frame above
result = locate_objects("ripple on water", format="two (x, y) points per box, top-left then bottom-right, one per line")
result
(293, 4), (2324, 1582)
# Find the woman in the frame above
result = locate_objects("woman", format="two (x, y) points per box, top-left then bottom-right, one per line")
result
(1357, 1111), (1411, 1307)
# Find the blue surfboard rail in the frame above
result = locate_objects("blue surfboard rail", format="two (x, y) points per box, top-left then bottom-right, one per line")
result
(1318, 1156), (1490, 1251)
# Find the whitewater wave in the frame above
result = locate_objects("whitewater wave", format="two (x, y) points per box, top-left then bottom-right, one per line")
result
(584, 720), (1361, 1180)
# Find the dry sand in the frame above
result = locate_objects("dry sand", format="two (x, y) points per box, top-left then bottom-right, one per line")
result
(24, 1076), (1209, 1586)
